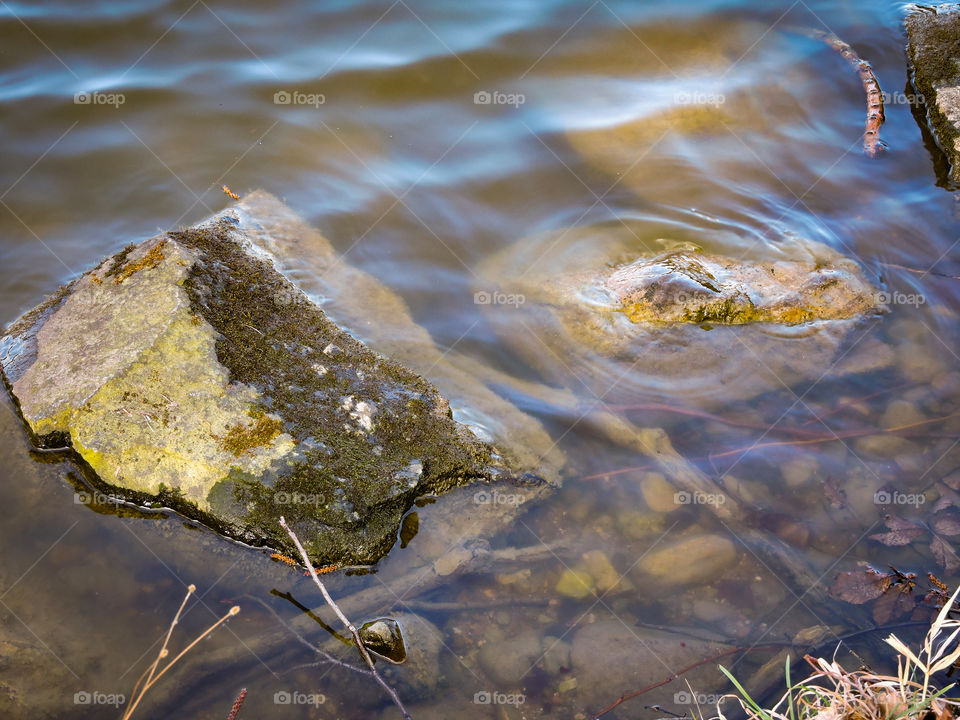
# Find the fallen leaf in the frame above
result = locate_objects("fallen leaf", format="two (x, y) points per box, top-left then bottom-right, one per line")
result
(871, 516), (926, 546)
(933, 512), (960, 537)
(933, 496), (955, 513)
(830, 565), (891, 604)
(931, 535), (960, 574)
(872, 586), (915, 625)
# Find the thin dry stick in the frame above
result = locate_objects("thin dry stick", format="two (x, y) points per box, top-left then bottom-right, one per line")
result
(279, 516), (412, 720)
(122, 586), (240, 720)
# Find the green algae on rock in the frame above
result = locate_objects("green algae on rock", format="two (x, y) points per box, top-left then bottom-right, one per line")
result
(0, 193), (525, 566)
(906, 5), (960, 183)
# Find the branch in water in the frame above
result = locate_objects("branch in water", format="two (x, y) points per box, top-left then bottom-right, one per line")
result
(809, 29), (885, 157)
(278, 516), (413, 720)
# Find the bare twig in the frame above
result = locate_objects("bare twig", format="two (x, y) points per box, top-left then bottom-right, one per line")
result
(225, 688), (246, 720)
(278, 516), (413, 720)
(122, 585), (240, 720)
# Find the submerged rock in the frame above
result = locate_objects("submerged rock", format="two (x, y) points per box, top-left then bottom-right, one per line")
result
(636, 533), (738, 588)
(906, 6), (960, 182)
(0, 192), (523, 566)
(602, 248), (880, 324)
(360, 617), (407, 664)
(478, 225), (892, 408)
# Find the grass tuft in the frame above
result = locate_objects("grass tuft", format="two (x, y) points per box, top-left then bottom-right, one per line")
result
(714, 585), (960, 720)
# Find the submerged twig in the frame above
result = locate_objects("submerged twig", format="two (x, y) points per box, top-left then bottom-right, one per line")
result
(808, 29), (885, 157)
(278, 516), (412, 720)
(246, 593), (372, 676)
(225, 688), (246, 720)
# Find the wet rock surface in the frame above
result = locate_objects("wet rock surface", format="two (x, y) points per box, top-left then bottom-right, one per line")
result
(0, 192), (520, 566)
(603, 248), (880, 324)
(906, 5), (960, 182)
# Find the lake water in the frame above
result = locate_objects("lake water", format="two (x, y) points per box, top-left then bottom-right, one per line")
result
(2, 1), (960, 718)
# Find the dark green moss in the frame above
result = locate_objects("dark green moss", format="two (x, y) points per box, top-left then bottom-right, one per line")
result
(171, 220), (494, 565)
(906, 9), (960, 181)
(101, 243), (137, 282)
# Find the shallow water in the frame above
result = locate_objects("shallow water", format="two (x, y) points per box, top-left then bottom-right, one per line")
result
(2, 1), (960, 718)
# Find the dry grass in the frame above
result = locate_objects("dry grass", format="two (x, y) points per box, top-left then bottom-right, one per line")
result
(122, 584), (240, 720)
(715, 585), (960, 720)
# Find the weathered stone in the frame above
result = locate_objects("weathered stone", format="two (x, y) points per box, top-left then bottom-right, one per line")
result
(0, 192), (528, 566)
(555, 568), (595, 599)
(906, 5), (960, 182)
(477, 629), (544, 685)
(636, 533), (738, 588)
(359, 617), (406, 664)
(640, 471), (681, 512)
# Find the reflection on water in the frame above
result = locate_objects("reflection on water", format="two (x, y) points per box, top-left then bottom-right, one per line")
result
(2, 0), (960, 718)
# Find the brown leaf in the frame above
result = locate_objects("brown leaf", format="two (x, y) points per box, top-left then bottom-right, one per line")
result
(872, 587), (915, 625)
(871, 516), (926, 546)
(933, 512), (960, 537)
(830, 566), (891, 604)
(942, 470), (960, 492)
(931, 535), (960, 574)
(933, 496), (955, 513)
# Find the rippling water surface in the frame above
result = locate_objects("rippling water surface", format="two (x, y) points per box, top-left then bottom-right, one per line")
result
(3, 1), (960, 718)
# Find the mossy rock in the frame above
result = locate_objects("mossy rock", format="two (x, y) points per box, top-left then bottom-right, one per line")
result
(0, 193), (524, 566)
(906, 5), (960, 183)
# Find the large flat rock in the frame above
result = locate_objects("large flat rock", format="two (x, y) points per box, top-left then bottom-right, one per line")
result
(0, 192), (520, 566)
(906, 5), (960, 182)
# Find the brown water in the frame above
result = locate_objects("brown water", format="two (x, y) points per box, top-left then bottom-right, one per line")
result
(2, 1), (960, 718)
